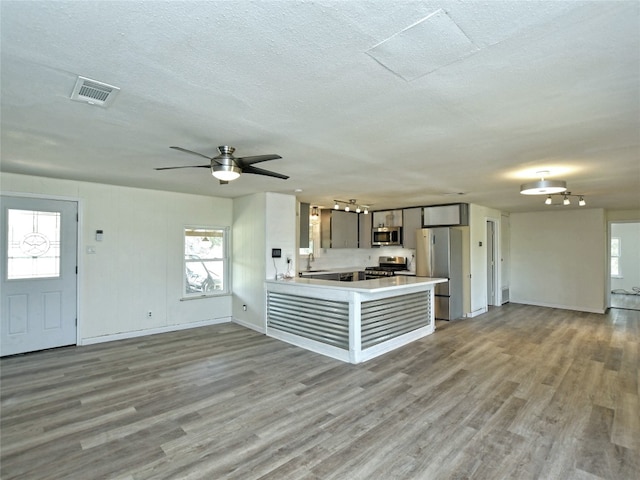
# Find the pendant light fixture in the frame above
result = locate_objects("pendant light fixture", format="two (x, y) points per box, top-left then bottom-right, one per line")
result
(520, 171), (567, 195)
(521, 171), (586, 207)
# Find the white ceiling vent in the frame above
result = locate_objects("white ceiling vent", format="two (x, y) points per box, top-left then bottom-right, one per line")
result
(70, 76), (120, 107)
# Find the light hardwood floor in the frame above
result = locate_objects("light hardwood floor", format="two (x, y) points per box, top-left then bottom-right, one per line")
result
(611, 292), (640, 311)
(1, 303), (638, 480)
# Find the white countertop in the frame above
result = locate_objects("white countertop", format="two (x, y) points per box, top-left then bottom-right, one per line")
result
(298, 266), (364, 276)
(268, 275), (447, 293)
(299, 266), (417, 276)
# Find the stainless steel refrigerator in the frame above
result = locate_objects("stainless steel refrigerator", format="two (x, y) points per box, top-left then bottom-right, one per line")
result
(415, 228), (463, 320)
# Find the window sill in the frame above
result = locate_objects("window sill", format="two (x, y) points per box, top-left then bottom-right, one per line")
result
(180, 292), (230, 301)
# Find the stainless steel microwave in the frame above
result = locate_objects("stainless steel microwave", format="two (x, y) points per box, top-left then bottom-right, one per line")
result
(372, 227), (402, 246)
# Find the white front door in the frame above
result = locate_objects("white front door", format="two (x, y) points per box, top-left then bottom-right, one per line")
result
(1, 196), (78, 356)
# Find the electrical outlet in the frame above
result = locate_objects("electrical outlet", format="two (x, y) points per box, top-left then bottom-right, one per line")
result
(147, 311), (152, 318)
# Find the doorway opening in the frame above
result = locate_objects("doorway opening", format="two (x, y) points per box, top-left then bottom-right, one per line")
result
(609, 221), (640, 311)
(486, 219), (499, 307)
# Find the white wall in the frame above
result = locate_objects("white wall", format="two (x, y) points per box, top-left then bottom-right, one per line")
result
(1, 172), (233, 343)
(232, 193), (267, 332)
(510, 208), (606, 313)
(469, 204), (503, 316)
(611, 222), (640, 292)
(265, 192), (297, 280)
(231, 192), (297, 333)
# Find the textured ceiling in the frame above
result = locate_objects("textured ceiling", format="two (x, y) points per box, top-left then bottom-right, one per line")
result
(1, 1), (639, 213)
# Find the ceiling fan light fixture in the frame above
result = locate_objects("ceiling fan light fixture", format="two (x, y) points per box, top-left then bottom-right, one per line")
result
(212, 164), (242, 181)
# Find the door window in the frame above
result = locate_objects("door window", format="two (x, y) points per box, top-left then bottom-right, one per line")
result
(7, 209), (61, 279)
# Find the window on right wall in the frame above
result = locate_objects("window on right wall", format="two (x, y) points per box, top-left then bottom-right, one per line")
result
(611, 237), (621, 278)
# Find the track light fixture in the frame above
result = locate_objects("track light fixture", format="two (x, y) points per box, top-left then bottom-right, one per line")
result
(520, 171), (586, 207)
(332, 199), (369, 214)
(542, 191), (587, 207)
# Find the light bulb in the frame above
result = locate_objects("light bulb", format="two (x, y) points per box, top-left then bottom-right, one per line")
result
(364, 207), (369, 214)
(579, 196), (586, 206)
(334, 202), (339, 210)
(563, 195), (570, 206)
(545, 196), (552, 205)
(356, 206), (361, 213)
(344, 205), (350, 212)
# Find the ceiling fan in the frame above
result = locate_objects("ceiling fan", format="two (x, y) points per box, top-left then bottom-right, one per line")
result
(156, 145), (288, 184)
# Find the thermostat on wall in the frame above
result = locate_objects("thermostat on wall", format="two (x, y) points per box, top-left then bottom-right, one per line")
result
(271, 248), (282, 258)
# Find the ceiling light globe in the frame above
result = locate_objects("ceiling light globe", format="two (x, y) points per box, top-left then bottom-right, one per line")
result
(212, 165), (242, 181)
(520, 180), (567, 195)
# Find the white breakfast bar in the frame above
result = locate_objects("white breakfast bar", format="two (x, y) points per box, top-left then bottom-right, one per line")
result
(265, 275), (447, 364)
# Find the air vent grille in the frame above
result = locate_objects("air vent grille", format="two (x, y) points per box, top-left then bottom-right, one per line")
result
(70, 76), (120, 107)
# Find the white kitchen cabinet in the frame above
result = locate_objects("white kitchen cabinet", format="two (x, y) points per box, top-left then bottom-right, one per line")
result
(359, 212), (372, 248)
(372, 209), (403, 227)
(402, 207), (422, 249)
(422, 203), (469, 227)
(321, 210), (359, 248)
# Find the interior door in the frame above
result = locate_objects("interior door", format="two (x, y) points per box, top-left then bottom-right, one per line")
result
(1, 196), (78, 356)
(486, 220), (496, 306)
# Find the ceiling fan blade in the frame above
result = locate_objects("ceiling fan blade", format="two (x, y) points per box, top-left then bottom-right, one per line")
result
(242, 165), (289, 180)
(236, 154), (282, 166)
(155, 165), (210, 170)
(170, 146), (213, 160)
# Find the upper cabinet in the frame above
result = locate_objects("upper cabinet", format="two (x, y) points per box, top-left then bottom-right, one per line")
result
(372, 209), (403, 227)
(299, 202), (310, 249)
(359, 212), (372, 249)
(321, 210), (359, 248)
(422, 203), (469, 227)
(402, 207), (422, 249)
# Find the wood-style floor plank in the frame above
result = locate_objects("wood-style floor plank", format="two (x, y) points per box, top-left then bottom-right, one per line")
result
(1, 303), (638, 479)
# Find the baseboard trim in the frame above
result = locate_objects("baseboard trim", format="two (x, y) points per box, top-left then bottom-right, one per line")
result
(466, 307), (488, 318)
(232, 317), (266, 334)
(79, 317), (232, 346)
(509, 300), (606, 314)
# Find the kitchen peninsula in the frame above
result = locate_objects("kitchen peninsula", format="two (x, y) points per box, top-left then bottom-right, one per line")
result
(265, 275), (447, 363)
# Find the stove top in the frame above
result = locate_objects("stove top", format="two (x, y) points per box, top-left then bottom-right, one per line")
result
(365, 256), (407, 277)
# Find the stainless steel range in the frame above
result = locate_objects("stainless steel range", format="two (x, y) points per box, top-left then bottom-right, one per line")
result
(364, 256), (407, 279)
